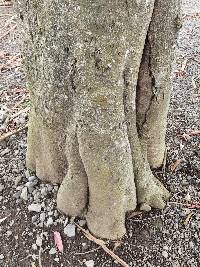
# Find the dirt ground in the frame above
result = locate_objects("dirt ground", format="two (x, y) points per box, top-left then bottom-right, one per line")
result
(0, 1), (199, 267)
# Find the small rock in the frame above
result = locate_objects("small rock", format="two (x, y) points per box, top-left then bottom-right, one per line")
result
(40, 213), (46, 222)
(84, 260), (94, 267)
(140, 203), (151, 212)
(0, 184), (4, 192)
(41, 187), (48, 196)
(162, 251), (168, 258)
(0, 254), (4, 260)
(28, 176), (37, 182)
(14, 176), (22, 187)
(32, 244), (37, 250)
(184, 193), (191, 202)
(163, 245), (169, 251)
(25, 170), (30, 179)
(20, 187), (28, 201)
(49, 248), (57, 255)
(6, 231), (12, 237)
(46, 217), (54, 227)
(36, 235), (43, 247)
(54, 257), (59, 262)
(78, 220), (86, 227)
(64, 224), (76, 237)
(28, 203), (42, 212)
(32, 215), (38, 223)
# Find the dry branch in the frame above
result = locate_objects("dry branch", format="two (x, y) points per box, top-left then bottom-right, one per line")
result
(75, 223), (130, 267)
(0, 125), (28, 142)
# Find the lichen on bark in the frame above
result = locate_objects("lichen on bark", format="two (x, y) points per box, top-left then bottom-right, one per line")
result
(16, 0), (180, 239)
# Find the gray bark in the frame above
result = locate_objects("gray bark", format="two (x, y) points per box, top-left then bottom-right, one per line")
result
(16, 0), (180, 239)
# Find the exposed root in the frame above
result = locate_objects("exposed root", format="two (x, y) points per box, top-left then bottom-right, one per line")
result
(137, 174), (170, 210)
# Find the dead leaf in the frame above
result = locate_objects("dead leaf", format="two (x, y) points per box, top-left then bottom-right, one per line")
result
(183, 212), (193, 225)
(190, 130), (200, 135)
(182, 133), (192, 141)
(185, 202), (200, 209)
(171, 159), (182, 172)
(53, 231), (63, 253)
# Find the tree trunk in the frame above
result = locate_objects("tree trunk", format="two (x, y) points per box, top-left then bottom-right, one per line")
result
(16, 0), (181, 239)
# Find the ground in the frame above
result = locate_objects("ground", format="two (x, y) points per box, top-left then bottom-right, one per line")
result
(0, 1), (199, 267)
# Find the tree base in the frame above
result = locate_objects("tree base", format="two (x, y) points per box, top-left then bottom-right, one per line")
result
(27, 113), (170, 240)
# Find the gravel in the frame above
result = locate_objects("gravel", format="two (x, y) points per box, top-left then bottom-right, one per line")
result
(84, 260), (95, 267)
(28, 203), (42, 213)
(64, 224), (76, 237)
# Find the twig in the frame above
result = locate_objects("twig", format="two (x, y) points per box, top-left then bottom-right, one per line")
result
(162, 147), (168, 176)
(38, 247), (43, 267)
(0, 124), (28, 142)
(74, 247), (101, 255)
(0, 24), (17, 40)
(75, 223), (130, 267)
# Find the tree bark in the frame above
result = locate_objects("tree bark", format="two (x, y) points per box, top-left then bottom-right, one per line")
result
(16, 0), (180, 239)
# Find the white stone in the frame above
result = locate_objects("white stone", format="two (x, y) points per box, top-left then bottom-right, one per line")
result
(20, 187), (28, 201)
(64, 224), (76, 237)
(162, 251), (168, 258)
(49, 248), (57, 255)
(32, 244), (37, 250)
(36, 235), (43, 247)
(0, 254), (4, 260)
(46, 217), (54, 226)
(84, 260), (94, 267)
(40, 213), (46, 222)
(28, 203), (42, 212)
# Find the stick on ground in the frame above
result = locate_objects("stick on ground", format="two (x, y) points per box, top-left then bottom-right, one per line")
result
(0, 125), (28, 142)
(75, 223), (130, 267)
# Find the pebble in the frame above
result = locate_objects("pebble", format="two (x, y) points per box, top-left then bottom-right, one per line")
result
(0, 254), (4, 260)
(40, 213), (46, 222)
(46, 217), (54, 227)
(140, 203), (151, 212)
(28, 176), (37, 182)
(78, 220), (86, 227)
(162, 251), (168, 258)
(184, 193), (191, 202)
(0, 184), (4, 192)
(25, 170), (30, 179)
(84, 260), (94, 267)
(14, 176), (22, 187)
(6, 231), (12, 237)
(41, 187), (47, 196)
(64, 224), (76, 237)
(20, 187), (28, 201)
(32, 244), (37, 250)
(49, 248), (57, 255)
(36, 235), (43, 247)
(163, 245), (169, 251)
(28, 203), (42, 212)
